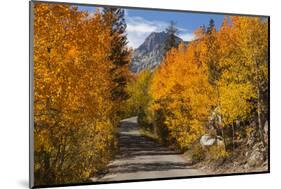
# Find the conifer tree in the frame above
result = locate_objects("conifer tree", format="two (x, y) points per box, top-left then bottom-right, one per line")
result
(164, 21), (179, 54)
(207, 19), (215, 34)
(102, 8), (131, 102)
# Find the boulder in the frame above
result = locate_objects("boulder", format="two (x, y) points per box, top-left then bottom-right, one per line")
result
(247, 149), (264, 167)
(247, 142), (265, 167)
(200, 134), (216, 147)
(200, 134), (225, 149)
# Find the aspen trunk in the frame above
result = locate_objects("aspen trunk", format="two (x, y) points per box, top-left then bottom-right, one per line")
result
(216, 85), (226, 148)
(231, 122), (235, 152)
(255, 58), (265, 147)
(257, 89), (265, 147)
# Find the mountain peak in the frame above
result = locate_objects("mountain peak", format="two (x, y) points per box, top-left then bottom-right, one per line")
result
(130, 32), (185, 73)
(137, 32), (168, 53)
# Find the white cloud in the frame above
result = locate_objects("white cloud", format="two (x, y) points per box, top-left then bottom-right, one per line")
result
(177, 27), (195, 42)
(84, 9), (195, 48)
(126, 16), (168, 48)
(125, 16), (195, 48)
(179, 32), (195, 41)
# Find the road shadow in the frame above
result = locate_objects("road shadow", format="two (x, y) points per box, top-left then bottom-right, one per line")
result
(117, 133), (181, 157)
(117, 119), (180, 158)
(108, 161), (192, 174)
(112, 118), (191, 175)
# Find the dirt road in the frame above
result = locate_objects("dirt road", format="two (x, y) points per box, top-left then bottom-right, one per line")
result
(91, 117), (205, 182)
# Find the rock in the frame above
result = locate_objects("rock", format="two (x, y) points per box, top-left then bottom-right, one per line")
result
(247, 149), (264, 167)
(200, 134), (225, 150)
(247, 137), (255, 147)
(253, 142), (263, 150)
(130, 32), (188, 73)
(200, 134), (216, 147)
(264, 120), (268, 132)
(247, 141), (266, 167)
(244, 163), (250, 169)
(264, 120), (269, 144)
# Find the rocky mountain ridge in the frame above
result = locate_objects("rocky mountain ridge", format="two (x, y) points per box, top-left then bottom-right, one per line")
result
(130, 31), (188, 73)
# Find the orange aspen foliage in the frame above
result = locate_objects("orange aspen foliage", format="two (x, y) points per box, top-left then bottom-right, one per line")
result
(33, 3), (118, 185)
(147, 16), (268, 150)
(149, 42), (214, 149)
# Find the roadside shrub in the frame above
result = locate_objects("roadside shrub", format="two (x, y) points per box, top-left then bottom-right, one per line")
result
(207, 144), (229, 161)
(190, 143), (206, 163)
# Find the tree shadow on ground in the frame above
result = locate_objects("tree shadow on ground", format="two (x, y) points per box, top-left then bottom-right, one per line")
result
(108, 162), (192, 174)
(112, 119), (191, 174)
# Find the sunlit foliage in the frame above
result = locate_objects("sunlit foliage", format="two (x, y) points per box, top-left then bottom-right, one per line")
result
(149, 43), (214, 149)
(217, 17), (268, 144)
(147, 16), (268, 150)
(33, 3), (129, 185)
(121, 70), (152, 118)
(33, 3), (268, 185)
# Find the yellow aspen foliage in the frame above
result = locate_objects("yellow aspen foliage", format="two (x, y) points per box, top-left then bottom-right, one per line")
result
(148, 16), (268, 150)
(149, 43), (214, 149)
(32, 3), (268, 184)
(122, 70), (152, 117)
(33, 3), (118, 185)
(217, 16), (268, 129)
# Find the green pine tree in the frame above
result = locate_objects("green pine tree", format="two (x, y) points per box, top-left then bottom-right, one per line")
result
(102, 8), (131, 101)
(164, 21), (179, 54)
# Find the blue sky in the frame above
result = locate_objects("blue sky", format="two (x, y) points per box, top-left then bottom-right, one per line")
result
(78, 5), (224, 48)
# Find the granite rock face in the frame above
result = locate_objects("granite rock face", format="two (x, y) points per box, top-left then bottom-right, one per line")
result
(130, 32), (187, 73)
